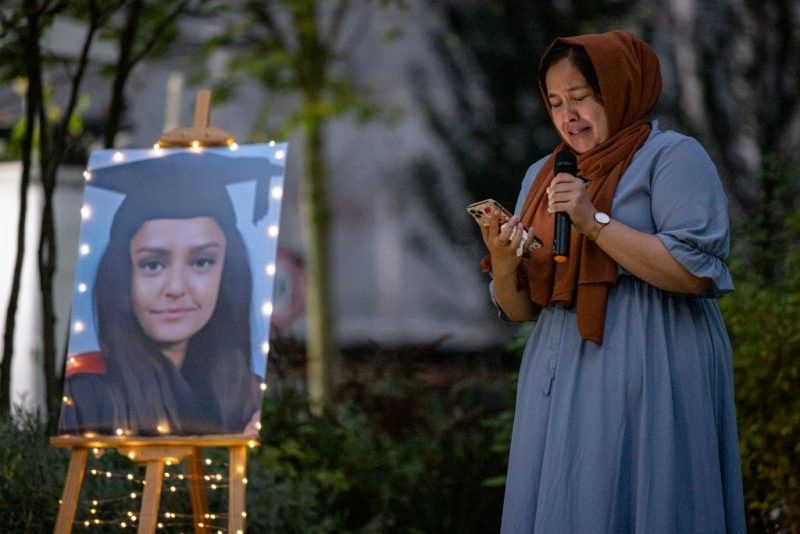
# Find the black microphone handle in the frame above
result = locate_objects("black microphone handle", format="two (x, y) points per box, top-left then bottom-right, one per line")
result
(553, 211), (571, 262)
(553, 150), (577, 263)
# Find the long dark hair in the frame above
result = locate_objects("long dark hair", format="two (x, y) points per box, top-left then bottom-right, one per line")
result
(93, 205), (258, 435)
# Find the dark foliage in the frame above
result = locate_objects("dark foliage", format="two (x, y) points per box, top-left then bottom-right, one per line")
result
(720, 160), (800, 531)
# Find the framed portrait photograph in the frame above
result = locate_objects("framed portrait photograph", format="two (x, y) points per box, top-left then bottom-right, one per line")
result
(58, 144), (287, 437)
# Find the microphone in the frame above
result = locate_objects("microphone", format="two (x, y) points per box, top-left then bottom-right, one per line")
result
(553, 150), (577, 263)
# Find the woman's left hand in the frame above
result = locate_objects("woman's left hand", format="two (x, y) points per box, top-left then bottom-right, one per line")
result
(547, 172), (595, 233)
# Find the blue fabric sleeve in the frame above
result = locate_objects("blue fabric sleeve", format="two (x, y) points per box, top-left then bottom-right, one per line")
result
(651, 136), (733, 297)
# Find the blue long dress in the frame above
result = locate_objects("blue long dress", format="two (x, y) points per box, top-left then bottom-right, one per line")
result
(498, 122), (746, 533)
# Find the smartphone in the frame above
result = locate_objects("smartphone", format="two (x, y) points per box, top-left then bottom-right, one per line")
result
(466, 199), (513, 224)
(467, 199), (542, 252)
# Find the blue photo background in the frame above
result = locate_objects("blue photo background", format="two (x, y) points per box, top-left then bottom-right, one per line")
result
(66, 144), (287, 379)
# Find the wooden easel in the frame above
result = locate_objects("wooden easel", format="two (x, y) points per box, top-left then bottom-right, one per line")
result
(50, 435), (254, 533)
(51, 90), (257, 533)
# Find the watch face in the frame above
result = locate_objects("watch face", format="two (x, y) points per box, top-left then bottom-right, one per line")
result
(595, 212), (611, 224)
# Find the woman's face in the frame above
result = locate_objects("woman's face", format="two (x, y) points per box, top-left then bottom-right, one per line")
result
(130, 217), (226, 356)
(545, 58), (609, 154)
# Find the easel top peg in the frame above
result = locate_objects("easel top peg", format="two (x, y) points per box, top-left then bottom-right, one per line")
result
(156, 89), (237, 148)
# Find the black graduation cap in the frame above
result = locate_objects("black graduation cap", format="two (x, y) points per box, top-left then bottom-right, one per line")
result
(88, 151), (284, 238)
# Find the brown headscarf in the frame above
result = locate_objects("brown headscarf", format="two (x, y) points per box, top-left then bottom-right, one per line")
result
(518, 30), (662, 344)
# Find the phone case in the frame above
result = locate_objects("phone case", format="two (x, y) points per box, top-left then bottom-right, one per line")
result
(466, 199), (513, 224)
(466, 198), (543, 254)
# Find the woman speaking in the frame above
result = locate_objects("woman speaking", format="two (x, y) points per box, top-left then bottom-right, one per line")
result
(477, 31), (746, 532)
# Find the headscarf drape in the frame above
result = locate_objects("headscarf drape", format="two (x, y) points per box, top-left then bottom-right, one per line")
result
(518, 30), (662, 344)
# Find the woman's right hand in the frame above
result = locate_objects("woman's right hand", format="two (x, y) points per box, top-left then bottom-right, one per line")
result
(478, 215), (534, 277)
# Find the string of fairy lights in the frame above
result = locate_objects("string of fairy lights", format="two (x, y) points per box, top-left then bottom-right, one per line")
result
(70, 452), (246, 531)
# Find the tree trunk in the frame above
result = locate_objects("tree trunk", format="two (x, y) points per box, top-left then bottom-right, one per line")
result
(300, 110), (336, 415)
(39, 7), (98, 430)
(104, 0), (143, 148)
(291, 0), (337, 415)
(1, 0), (44, 418)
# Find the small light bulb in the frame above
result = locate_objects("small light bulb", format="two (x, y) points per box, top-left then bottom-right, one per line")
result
(112, 151), (125, 163)
(81, 204), (92, 220)
(271, 186), (283, 199)
(127, 473), (134, 480)
(268, 140), (276, 147)
(190, 140), (202, 152)
(260, 382), (267, 391)
(268, 225), (279, 237)
(265, 264), (276, 276)
(73, 321), (85, 334)
(261, 342), (270, 355)
(261, 302), (273, 316)
(275, 149), (285, 160)
(79, 243), (91, 256)
(256, 422), (262, 430)
(115, 428), (124, 436)
(130, 492), (137, 499)
(78, 283), (87, 293)
(210, 483), (217, 490)
(83, 170), (92, 181)
(153, 142), (161, 150)
(205, 458), (212, 465)
(229, 142), (239, 151)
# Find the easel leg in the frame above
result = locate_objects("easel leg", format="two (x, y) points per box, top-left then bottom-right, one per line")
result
(138, 460), (165, 534)
(54, 447), (89, 534)
(187, 447), (209, 534)
(228, 446), (247, 533)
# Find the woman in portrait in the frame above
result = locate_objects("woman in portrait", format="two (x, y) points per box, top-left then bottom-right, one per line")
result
(59, 152), (274, 436)
(477, 31), (745, 532)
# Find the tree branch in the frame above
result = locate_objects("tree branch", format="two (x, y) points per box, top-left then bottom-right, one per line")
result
(245, 0), (289, 52)
(129, 0), (192, 65)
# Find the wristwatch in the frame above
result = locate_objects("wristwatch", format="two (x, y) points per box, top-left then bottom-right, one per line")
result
(586, 211), (610, 241)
